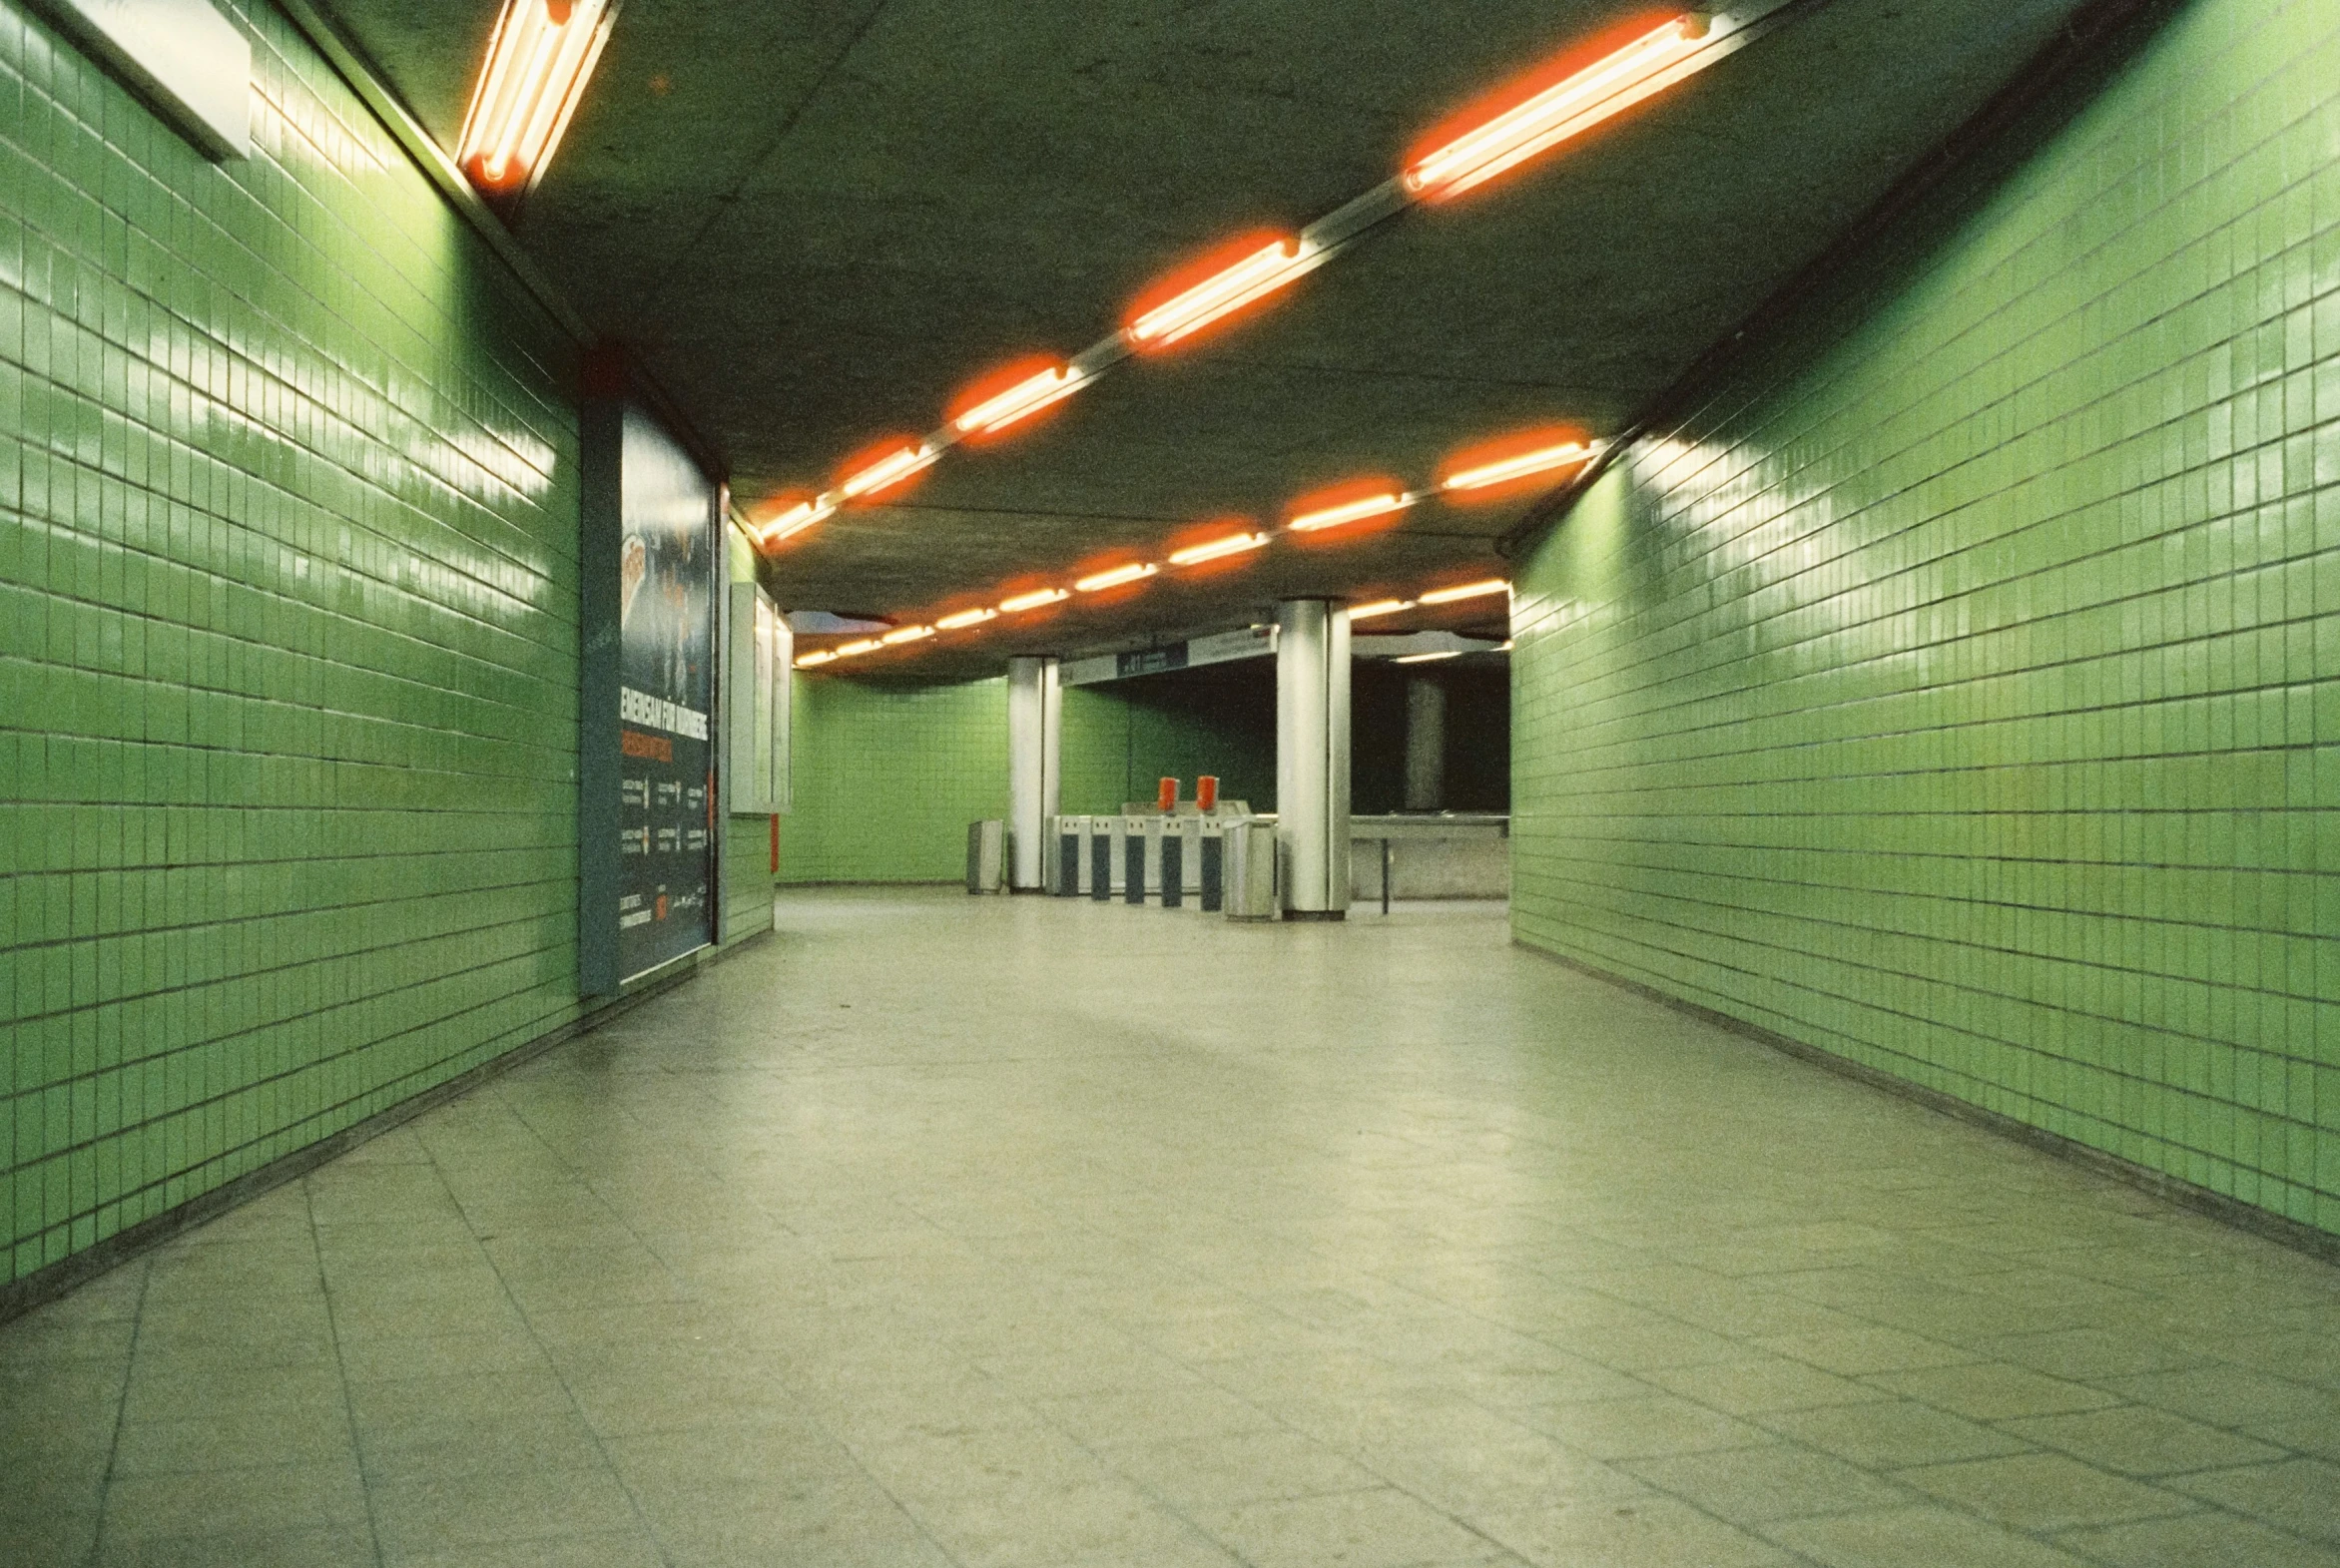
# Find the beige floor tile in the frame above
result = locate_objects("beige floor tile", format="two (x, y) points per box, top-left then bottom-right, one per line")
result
(1517, 1391), (1774, 1459)
(10, 894), (2339, 1567)
(1102, 1426), (1382, 1511)
(1199, 1486), (1497, 1568)
(1478, 1492), (1799, 1567)
(2170, 1459), (2340, 1544)
(1622, 1443), (1920, 1523)
(1764, 1502), (2097, 1566)
(1895, 1450), (2197, 1531)
(1758, 1398), (2036, 1467)
(1863, 1361), (2124, 1419)
(2054, 1510), (2340, 1567)
(2002, 1404), (2289, 1475)
(92, 1525), (378, 1567)
(1639, 1354), (1897, 1414)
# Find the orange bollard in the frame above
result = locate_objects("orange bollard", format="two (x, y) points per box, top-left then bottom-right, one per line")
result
(1196, 775), (1219, 811)
(1158, 777), (1180, 811)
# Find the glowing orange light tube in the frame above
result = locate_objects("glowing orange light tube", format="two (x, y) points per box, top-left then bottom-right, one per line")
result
(838, 442), (938, 501)
(998, 588), (1069, 614)
(795, 649), (839, 668)
(1289, 491), (1415, 533)
(1168, 531), (1270, 567)
(1404, 15), (1708, 201)
(879, 625), (933, 646)
(1348, 599), (1414, 621)
(934, 608), (996, 632)
(951, 362), (1088, 436)
(1074, 563), (1159, 593)
(1419, 579), (1510, 605)
(833, 638), (883, 658)
(1443, 439), (1594, 492)
(754, 495), (835, 548)
(1127, 235), (1326, 348)
(457, 0), (615, 196)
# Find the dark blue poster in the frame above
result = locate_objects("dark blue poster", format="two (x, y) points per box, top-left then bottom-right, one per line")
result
(614, 406), (717, 979)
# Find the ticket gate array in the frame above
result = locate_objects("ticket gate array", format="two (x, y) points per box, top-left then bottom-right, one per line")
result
(1048, 810), (1271, 916)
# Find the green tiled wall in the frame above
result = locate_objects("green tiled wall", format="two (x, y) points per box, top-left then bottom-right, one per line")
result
(1060, 665), (1277, 813)
(1, 0), (584, 1280)
(779, 674), (1008, 882)
(1512, 0), (2340, 1236)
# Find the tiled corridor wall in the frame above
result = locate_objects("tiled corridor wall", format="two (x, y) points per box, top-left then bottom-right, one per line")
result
(780, 675), (1009, 882)
(1060, 671), (1278, 815)
(1, 0), (584, 1281)
(1512, 0), (2340, 1237)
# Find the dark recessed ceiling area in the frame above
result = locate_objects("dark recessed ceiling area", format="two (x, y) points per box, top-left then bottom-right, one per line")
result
(324, 0), (2095, 675)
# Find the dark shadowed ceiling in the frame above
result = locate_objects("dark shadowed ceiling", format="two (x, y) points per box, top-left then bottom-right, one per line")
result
(324, 0), (2097, 674)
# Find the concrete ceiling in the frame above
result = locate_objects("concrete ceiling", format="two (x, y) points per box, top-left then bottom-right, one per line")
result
(326, 0), (2096, 675)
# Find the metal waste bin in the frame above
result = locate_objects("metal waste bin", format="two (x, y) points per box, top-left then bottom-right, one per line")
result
(1222, 818), (1278, 920)
(966, 818), (1004, 893)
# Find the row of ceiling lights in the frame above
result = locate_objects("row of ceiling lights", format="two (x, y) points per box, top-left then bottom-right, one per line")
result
(796, 580), (1513, 670)
(788, 429), (1592, 670)
(737, 7), (1769, 551)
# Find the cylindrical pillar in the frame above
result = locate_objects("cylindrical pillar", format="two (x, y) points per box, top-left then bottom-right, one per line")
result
(1403, 677), (1446, 811)
(1006, 656), (1060, 891)
(1275, 600), (1351, 919)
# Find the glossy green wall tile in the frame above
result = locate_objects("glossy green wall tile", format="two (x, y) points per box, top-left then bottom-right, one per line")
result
(1060, 668), (1277, 814)
(1, 0), (583, 1280)
(1512, 0), (2340, 1237)
(780, 674), (1009, 882)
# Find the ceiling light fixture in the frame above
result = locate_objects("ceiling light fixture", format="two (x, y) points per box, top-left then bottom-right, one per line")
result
(1074, 563), (1159, 593)
(1126, 234), (1326, 349)
(1419, 579), (1510, 605)
(1443, 439), (1595, 492)
(951, 362), (1088, 436)
(880, 625), (933, 645)
(838, 442), (938, 501)
(933, 607), (997, 631)
(794, 649), (839, 668)
(1394, 650), (1462, 664)
(755, 496), (836, 546)
(1347, 599), (1415, 621)
(456, 0), (616, 196)
(1404, 14), (1710, 202)
(998, 588), (1070, 614)
(1168, 531), (1271, 567)
(833, 638), (883, 658)
(1288, 491), (1416, 533)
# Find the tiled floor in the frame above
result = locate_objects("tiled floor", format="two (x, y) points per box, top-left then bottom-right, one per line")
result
(4, 890), (2338, 1567)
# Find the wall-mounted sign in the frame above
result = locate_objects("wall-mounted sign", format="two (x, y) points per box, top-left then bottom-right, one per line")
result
(40, 0), (251, 159)
(1061, 624), (1276, 687)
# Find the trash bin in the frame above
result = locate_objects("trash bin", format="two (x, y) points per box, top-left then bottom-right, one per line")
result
(1222, 818), (1278, 920)
(966, 819), (1004, 893)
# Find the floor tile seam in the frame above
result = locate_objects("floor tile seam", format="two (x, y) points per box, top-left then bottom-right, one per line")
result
(299, 1178), (390, 1568)
(410, 1140), (681, 1568)
(1024, 1394), (1502, 1568)
(77, 1255), (153, 1568)
(1840, 1445), (2223, 1540)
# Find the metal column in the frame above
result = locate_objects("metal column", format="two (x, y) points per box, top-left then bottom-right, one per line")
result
(1275, 600), (1351, 919)
(1006, 656), (1060, 892)
(1404, 676), (1447, 811)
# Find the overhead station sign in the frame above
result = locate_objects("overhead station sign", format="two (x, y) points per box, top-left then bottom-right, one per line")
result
(1061, 625), (1275, 687)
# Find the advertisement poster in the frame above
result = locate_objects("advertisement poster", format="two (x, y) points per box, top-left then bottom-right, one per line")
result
(615, 406), (717, 979)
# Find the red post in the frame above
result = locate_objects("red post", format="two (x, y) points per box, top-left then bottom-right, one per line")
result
(1157, 777), (1179, 811)
(1196, 775), (1219, 811)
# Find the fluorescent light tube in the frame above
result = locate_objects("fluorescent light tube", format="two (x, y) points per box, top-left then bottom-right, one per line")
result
(1074, 563), (1159, 593)
(1404, 16), (1709, 201)
(1394, 650), (1462, 664)
(952, 364), (1087, 435)
(879, 625), (933, 645)
(997, 588), (1070, 614)
(1443, 441), (1592, 491)
(833, 639), (882, 658)
(794, 650), (838, 668)
(1168, 532), (1270, 567)
(933, 608), (996, 631)
(755, 496), (835, 546)
(1347, 599), (1414, 621)
(1288, 491), (1414, 533)
(1128, 237), (1326, 348)
(839, 443), (938, 499)
(1418, 579), (1510, 605)
(457, 0), (615, 195)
